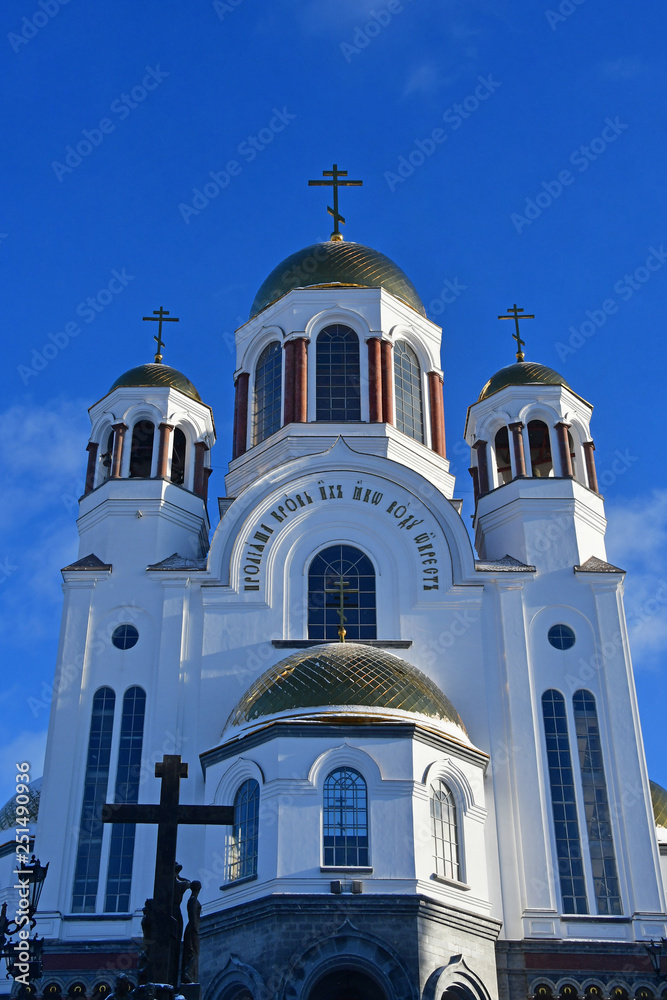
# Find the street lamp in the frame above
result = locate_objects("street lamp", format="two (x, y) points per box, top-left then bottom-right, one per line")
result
(642, 938), (666, 976)
(0, 855), (49, 983)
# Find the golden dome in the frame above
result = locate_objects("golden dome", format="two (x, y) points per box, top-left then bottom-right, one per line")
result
(109, 363), (202, 402)
(249, 241), (426, 319)
(225, 642), (465, 731)
(651, 780), (667, 828)
(478, 361), (571, 401)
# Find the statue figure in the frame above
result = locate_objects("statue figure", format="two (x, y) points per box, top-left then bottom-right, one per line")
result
(138, 899), (155, 985)
(180, 881), (202, 985)
(169, 864), (192, 986)
(109, 976), (134, 1000)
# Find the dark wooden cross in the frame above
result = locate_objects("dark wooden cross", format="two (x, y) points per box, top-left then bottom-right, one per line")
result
(102, 755), (233, 986)
(142, 307), (180, 363)
(308, 163), (362, 239)
(497, 303), (534, 362)
(324, 575), (359, 643)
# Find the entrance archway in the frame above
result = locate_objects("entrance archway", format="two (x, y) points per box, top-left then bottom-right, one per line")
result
(308, 969), (387, 1000)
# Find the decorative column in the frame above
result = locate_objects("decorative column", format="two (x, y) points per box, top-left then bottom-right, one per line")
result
(428, 371), (446, 458)
(509, 421), (527, 478)
(110, 422), (127, 479)
(583, 441), (600, 494)
(84, 442), (98, 495)
(473, 440), (490, 496)
(233, 372), (249, 459)
(293, 338), (308, 423)
(367, 338), (382, 422)
(283, 341), (295, 425)
(555, 422), (574, 478)
(193, 441), (208, 498)
(156, 423), (174, 479)
(380, 340), (394, 425)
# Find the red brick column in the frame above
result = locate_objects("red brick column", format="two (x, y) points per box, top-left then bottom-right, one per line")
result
(428, 371), (446, 458)
(367, 338), (382, 422)
(584, 441), (600, 493)
(110, 423), (127, 479)
(555, 422), (574, 478)
(380, 340), (394, 425)
(233, 372), (249, 459)
(156, 423), (174, 479)
(293, 338), (308, 422)
(509, 421), (527, 478)
(473, 440), (490, 496)
(84, 442), (98, 494)
(193, 441), (208, 498)
(283, 341), (295, 425)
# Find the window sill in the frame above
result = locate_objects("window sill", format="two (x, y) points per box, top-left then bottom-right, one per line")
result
(220, 873), (258, 891)
(430, 873), (471, 891)
(321, 866), (373, 874)
(273, 640), (412, 649)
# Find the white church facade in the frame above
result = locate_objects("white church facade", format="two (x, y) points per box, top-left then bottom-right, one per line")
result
(3, 224), (667, 1000)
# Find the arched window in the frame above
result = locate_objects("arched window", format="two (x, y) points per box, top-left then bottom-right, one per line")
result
(171, 428), (186, 485)
(227, 779), (260, 882)
(394, 341), (424, 442)
(323, 768), (369, 867)
(100, 428), (114, 482)
(72, 687), (116, 912)
(308, 544), (376, 641)
(541, 689), (588, 914)
(316, 325), (361, 422)
(572, 690), (622, 914)
(253, 341), (282, 445)
(528, 420), (553, 477)
(494, 427), (512, 485)
(430, 780), (460, 881)
(104, 686), (146, 912)
(129, 420), (154, 477)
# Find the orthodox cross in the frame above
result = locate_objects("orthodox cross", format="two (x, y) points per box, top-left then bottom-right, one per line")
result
(142, 307), (179, 363)
(308, 163), (362, 240)
(102, 754), (233, 986)
(497, 303), (534, 362)
(324, 575), (359, 643)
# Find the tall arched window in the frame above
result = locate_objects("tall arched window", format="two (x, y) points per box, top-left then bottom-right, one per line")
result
(528, 420), (553, 477)
(72, 687), (116, 912)
(394, 341), (424, 442)
(253, 342), (282, 445)
(572, 690), (622, 914)
(430, 780), (460, 881)
(308, 544), (376, 641)
(129, 420), (154, 477)
(171, 428), (186, 485)
(227, 779), (260, 882)
(100, 428), (114, 482)
(323, 768), (369, 867)
(316, 325), (361, 422)
(541, 689), (588, 914)
(104, 686), (146, 912)
(494, 426), (512, 485)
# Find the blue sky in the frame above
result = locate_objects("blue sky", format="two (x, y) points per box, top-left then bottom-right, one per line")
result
(1, 0), (666, 804)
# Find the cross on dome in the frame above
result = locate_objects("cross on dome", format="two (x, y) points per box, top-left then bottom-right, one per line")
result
(142, 306), (180, 363)
(497, 303), (534, 361)
(308, 163), (363, 241)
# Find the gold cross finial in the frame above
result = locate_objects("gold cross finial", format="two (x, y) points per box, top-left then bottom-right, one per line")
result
(498, 303), (534, 361)
(308, 163), (363, 241)
(142, 307), (180, 363)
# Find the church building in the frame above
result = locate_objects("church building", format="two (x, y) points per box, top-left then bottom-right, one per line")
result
(4, 176), (667, 1000)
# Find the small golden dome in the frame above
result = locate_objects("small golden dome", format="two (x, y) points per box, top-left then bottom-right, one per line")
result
(478, 361), (571, 401)
(651, 779), (667, 828)
(109, 363), (202, 402)
(249, 241), (426, 319)
(225, 642), (465, 732)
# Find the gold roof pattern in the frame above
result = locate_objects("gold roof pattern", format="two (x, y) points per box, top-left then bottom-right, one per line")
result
(109, 363), (202, 402)
(478, 361), (571, 401)
(249, 241), (426, 319)
(225, 642), (465, 731)
(651, 780), (667, 828)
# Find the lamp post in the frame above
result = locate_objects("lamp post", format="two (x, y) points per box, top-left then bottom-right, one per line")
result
(642, 938), (667, 976)
(0, 855), (49, 984)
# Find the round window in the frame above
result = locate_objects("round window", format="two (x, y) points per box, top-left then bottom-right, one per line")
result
(548, 624), (575, 650)
(111, 624), (139, 650)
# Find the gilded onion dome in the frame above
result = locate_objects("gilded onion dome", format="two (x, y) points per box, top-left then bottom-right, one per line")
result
(478, 361), (571, 401)
(249, 240), (426, 319)
(651, 780), (667, 829)
(225, 642), (466, 733)
(109, 363), (202, 403)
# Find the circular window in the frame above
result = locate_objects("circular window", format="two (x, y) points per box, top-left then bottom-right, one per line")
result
(111, 624), (139, 650)
(548, 624), (575, 650)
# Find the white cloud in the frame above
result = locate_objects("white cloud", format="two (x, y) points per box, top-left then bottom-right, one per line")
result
(403, 62), (448, 97)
